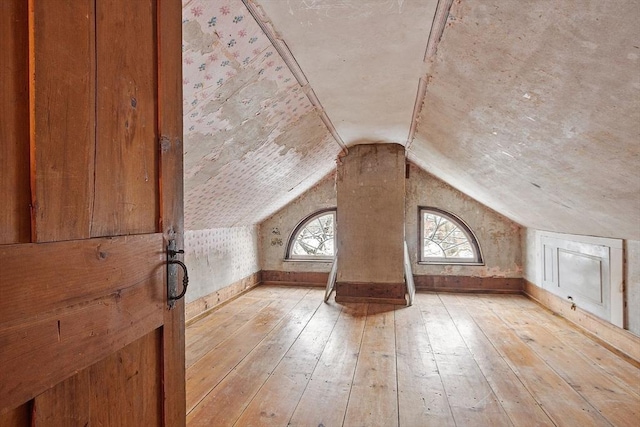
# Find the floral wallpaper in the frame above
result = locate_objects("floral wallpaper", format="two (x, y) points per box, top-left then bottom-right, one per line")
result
(182, 0), (340, 229)
(184, 226), (260, 302)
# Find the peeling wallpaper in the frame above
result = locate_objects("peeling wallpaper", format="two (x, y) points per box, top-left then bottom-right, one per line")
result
(182, 0), (340, 229)
(184, 226), (259, 303)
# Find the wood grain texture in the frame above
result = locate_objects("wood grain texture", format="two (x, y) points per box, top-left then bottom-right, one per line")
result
(234, 301), (342, 426)
(92, 0), (158, 237)
(288, 302), (367, 426)
(32, 330), (161, 427)
(414, 275), (524, 293)
(343, 303), (399, 426)
(186, 296), (270, 369)
(395, 297), (454, 426)
(419, 293), (511, 426)
(438, 294), (553, 426)
(188, 291), (322, 426)
(88, 330), (162, 426)
(0, 234), (164, 326)
(0, 272), (164, 412)
(157, 0), (186, 425)
(459, 295), (612, 426)
(335, 281), (406, 304)
(0, 0), (30, 245)
(186, 288), (310, 414)
(485, 295), (639, 426)
(0, 402), (30, 427)
(31, 0), (96, 242)
(260, 270), (329, 285)
(186, 285), (640, 426)
(32, 370), (91, 427)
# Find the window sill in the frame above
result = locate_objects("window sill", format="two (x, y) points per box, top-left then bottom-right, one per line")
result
(418, 261), (485, 266)
(284, 258), (334, 263)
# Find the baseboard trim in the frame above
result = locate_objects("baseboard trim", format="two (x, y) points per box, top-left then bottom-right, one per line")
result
(335, 295), (407, 305)
(335, 281), (406, 305)
(261, 270), (329, 285)
(524, 280), (640, 366)
(185, 272), (261, 324)
(414, 275), (524, 293)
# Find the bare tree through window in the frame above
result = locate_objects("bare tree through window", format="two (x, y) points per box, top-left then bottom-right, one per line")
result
(420, 208), (482, 263)
(287, 210), (336, 259)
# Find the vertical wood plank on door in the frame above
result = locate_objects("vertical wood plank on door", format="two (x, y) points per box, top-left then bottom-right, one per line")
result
(0, 405), (30, 427)
(89, 330), (162, 426)
(93, 0), (158, 237)
(343, 303), (399, 427)
(31, 0), (96, 242)
(157, 0), (186, 424)
(32, 371), (91, 427)
(0, 0), (30, 244)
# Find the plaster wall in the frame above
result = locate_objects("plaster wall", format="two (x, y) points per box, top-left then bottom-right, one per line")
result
(259, 173), (337, 273)
(406, 164), (523, 278)
(336, 144), (405, 284)
(183, 226), (260, 304)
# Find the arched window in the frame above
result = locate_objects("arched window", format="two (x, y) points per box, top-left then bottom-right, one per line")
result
(286, 209), (336, 260)
(419, 207), (483, 264)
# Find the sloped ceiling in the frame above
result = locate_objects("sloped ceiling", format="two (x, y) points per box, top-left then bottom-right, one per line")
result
(182, 0), (341, 229)
(183, 0), (640, 240)
(410, 0), (640, 240)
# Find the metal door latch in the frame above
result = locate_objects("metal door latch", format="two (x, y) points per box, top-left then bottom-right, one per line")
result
(167, 239), (188, 309)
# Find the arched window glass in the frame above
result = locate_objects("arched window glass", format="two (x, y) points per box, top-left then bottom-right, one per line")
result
(420, 207), (482, 264)
(286, 209), (336, 260)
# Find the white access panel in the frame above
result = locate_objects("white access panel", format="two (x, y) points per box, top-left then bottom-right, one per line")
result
(538, 231), (623, 328)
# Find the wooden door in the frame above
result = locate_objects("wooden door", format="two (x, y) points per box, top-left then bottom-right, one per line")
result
(0, 1), (185, 426)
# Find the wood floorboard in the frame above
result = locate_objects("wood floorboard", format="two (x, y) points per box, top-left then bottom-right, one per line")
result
(234, 299), (343, 426)
(188, 290), (322, 426)
(186, 287), (311, 413)
(343, 303), (398, 427)
(288, 302), (368, 427)
(395, 296), (455, 426)
(419, 293), (512, 426)
(186, 285), (640, 426)
(464, 295), (613, 426)
(482, 295), (639, 426)
(185, 296), (270, 369)
(439, 294), (553, 426)
(509, 295), (640, 397)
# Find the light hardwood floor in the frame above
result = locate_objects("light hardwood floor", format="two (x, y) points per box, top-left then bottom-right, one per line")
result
(186, 285), (640, 426)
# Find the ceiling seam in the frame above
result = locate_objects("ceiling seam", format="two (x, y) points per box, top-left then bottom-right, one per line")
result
(406, 0), (455, 153)
(242, 0), (349, 156)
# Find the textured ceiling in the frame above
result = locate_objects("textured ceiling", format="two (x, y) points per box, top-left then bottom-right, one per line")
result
(182, 0), (341, 229)
(183, 0), (639, 240)
(410, 0), (640, 239)
(255, 0), (438, 144)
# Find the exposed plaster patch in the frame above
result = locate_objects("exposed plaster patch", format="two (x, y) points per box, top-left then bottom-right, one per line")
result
(273, 110), (329, 156)
(183, 20), (217, 54)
